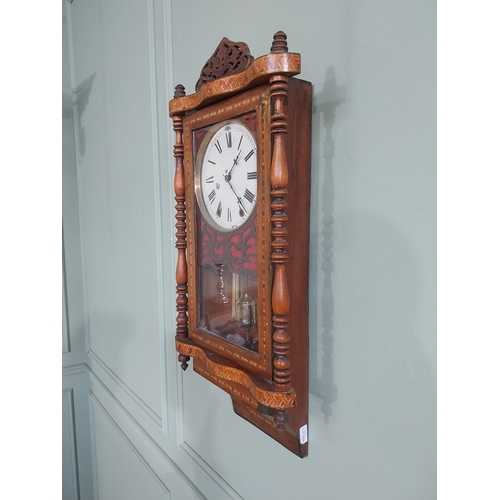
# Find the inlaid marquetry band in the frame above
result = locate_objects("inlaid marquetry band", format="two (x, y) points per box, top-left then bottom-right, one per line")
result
(169, 52), (301, 115)
(176, 340), (297, 409)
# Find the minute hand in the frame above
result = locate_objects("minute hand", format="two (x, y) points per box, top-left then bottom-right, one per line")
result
(226, 178), (247, 216)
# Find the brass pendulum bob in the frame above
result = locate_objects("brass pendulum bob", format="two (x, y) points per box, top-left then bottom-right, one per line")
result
(239, 292), (253, 344)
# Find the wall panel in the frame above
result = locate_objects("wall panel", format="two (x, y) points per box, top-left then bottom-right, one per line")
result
(91, 396), (170, 500)
(70, 0), (164, 418)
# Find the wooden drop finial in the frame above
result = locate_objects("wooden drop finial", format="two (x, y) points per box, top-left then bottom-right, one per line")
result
(174, 84), (186, 99)
(271, 31), (288, 53)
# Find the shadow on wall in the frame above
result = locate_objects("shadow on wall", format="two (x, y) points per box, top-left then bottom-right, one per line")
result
(309, 66), (345, 423)
(74, 72), (96, 158)
(308, 70), (436, 477)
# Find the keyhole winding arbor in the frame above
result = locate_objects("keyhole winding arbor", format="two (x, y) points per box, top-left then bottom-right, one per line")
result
(169, 32), (312, 457)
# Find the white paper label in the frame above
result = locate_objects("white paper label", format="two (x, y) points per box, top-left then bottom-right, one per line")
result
(299, 424), (308, 444)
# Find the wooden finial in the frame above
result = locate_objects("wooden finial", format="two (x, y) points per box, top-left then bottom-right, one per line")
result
(174, 84), (186, 99)
(271, 31), (288, 53)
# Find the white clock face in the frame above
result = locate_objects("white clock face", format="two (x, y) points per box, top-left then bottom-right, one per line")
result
(196, 120), (258, 231)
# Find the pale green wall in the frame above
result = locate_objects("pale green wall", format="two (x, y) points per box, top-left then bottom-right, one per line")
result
(172, 0), (436, 498)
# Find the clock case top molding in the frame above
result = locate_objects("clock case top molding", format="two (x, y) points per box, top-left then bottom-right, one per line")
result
(169, 32), (312, 457)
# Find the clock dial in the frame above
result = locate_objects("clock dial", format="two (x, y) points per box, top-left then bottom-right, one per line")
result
(196, 120), (258, 232)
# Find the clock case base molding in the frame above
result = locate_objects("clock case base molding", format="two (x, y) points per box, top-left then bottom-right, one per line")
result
(170, 35), (311, 457)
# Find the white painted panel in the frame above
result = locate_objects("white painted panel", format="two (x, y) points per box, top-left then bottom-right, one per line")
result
(63, 0), (86, 368)
(89, 385), (210, 500)
(69, 0), (163, 416)
(89, 358), (239, 500)
(62, 368), (95, 500)
(91, 398), (170, 500)
(62, 390), (79, 500)
(63, 3), (94, 498)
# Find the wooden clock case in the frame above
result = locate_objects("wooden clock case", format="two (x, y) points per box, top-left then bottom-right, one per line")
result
(169, 32), (312, 457)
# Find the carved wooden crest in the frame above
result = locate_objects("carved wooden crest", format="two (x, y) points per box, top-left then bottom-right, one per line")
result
(195, 37), (254, 92)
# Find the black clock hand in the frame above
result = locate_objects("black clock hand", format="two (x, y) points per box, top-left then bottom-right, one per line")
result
(228, 150), (242, 179)
(226, 178), (247, 217)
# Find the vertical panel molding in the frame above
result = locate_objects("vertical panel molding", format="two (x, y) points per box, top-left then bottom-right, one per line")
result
(62, 389), (80, 500)
(62, 234), (71, 354)
(147, 0), (171, 435)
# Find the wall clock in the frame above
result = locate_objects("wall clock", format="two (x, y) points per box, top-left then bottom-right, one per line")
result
(169, 32), (312, 457)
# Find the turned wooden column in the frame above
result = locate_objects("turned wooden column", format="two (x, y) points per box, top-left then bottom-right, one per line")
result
(269, 32), (292, 431)
(172, 84), (190, 370)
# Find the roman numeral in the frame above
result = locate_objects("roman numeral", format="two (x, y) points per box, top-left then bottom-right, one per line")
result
(244, 149), (255, 162)
(237, 135), (243, 150)
(215, 140), (222, 154)
(227, 208), (232, 222)
(205, 176), (214, 183)
(244, 189), (255, 204)
(207, 159), (216, 165)
(216, 201), (222, 218)
(247, 171), (257, 180)
(208, 189), (216, 204)
(226, 131), (232, 148)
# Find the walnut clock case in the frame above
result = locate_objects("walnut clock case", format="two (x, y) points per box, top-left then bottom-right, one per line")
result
(169, 32), (312, 457)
